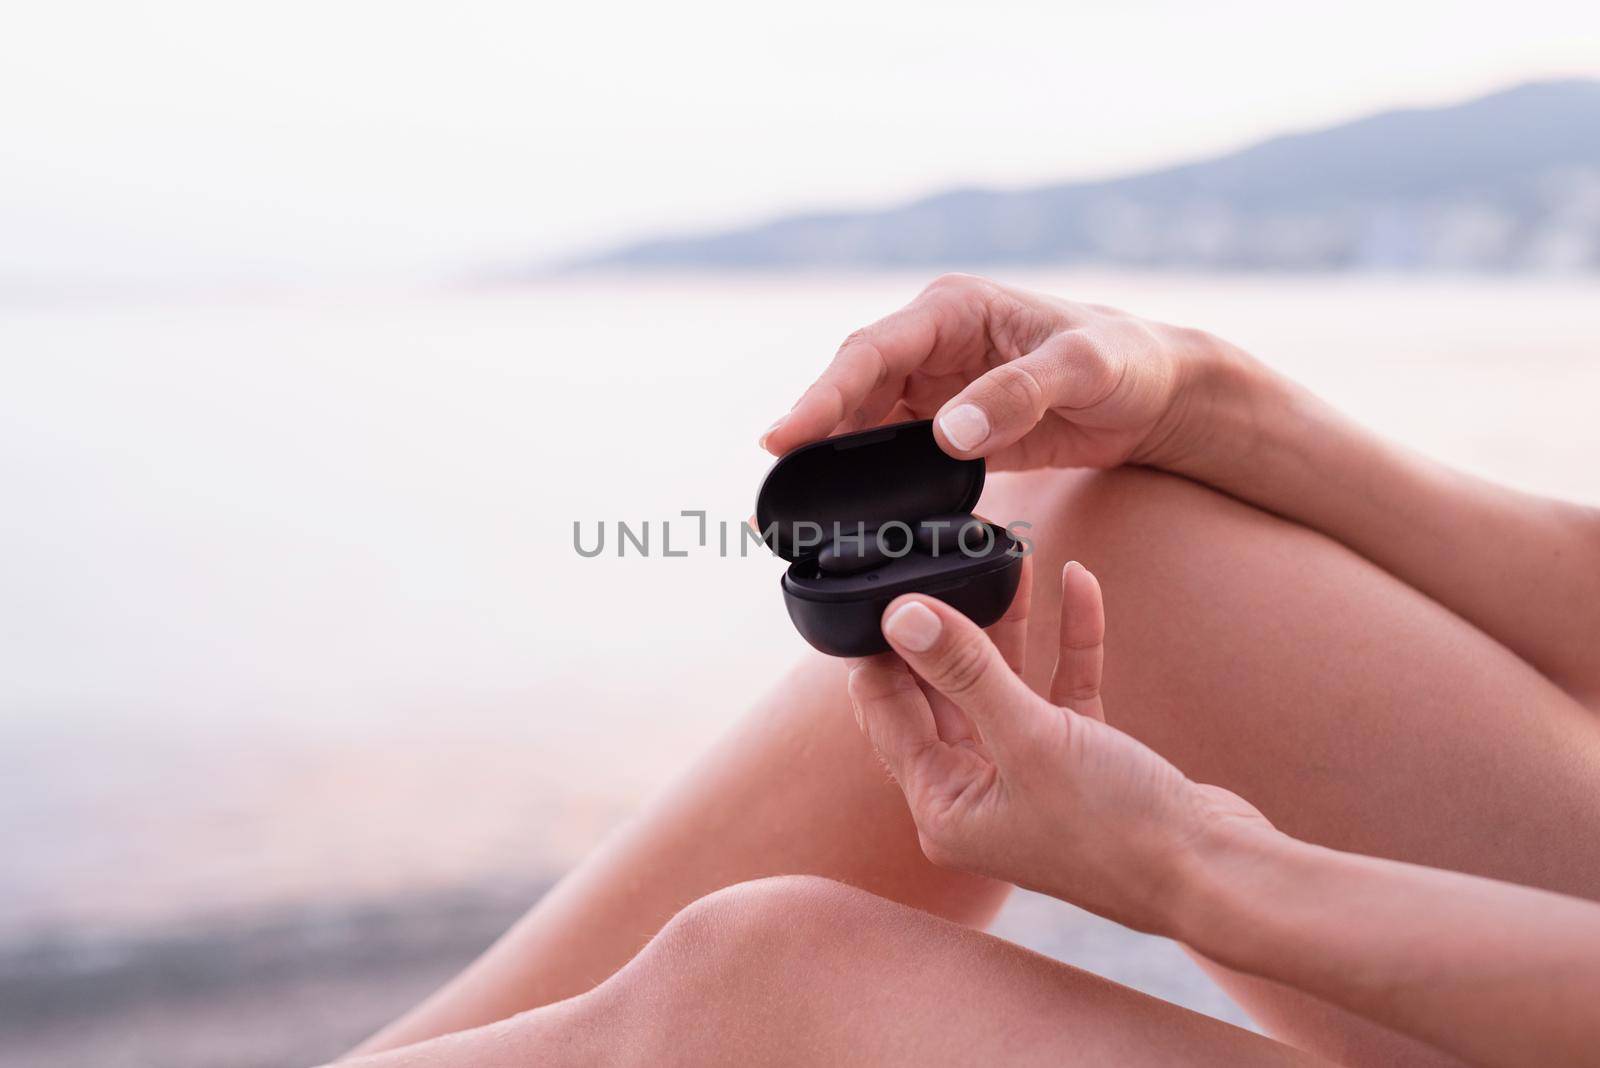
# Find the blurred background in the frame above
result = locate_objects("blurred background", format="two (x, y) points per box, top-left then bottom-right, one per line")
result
(3, 2), (1599, 1064)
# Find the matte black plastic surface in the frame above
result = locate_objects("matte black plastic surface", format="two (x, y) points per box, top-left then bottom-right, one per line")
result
(756, 421), (983, 562)
(755, 420), (1025, 657)
(781, 533), (1023, 656)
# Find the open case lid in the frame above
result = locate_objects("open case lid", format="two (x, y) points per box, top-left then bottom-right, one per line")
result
(755, 419), (985, 562)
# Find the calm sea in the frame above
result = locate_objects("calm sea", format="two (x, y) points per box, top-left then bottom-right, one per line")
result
(4, 270), (1599, 939)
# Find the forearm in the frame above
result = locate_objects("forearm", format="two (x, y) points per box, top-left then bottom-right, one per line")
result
(1174, 824), (1600, 1067)
(1182, 345), (1600, 701)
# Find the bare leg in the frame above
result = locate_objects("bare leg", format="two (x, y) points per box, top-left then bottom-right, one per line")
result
(981, 467), (1600, 1065)
(346, 877), (1322, 1067)
(361, 466), (1600, 1063)
(354, 658), (1011, 1053)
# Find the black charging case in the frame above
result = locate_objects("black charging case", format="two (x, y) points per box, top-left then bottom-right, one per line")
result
(755, 419), (1025, 656)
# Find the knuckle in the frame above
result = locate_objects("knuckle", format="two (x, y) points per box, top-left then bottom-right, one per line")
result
(835, 326), (873, 356)
(832, 329), (891, 392)
(1060, 681), (1101, 702)
(1089, 337), (1125, 385)
(921, 271), (977, 297)
(984, 361), (1047, 418)
(844, 661), (921, 703)
(920, 272), (1000, 311)
(933, 637), (992, 697)
(1059, 625), (1105, 650)
(904, 731), (943, 762)
(846, 664), (896, 705)
(1057, 331), (1123, 401)
(1064, 329), (1110, 369)
(1121, 317), (1161, 351)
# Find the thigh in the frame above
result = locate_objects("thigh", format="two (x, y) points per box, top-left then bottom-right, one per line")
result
(603, 877), (1323, 1066)
(361, 877), (1321, 1067)
(982, 467), (1600, 1062)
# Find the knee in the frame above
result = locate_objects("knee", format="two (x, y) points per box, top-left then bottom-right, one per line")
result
(645, 875), (887, 974)
(585, 877), (897, 1052)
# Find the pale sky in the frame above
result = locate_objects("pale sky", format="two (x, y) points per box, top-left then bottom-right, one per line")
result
(3, 0), (1598, 285)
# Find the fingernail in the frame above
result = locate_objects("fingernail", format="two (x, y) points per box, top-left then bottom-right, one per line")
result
(938, 404), (990, 452)
(758, 418), (784, 448)
(884, 601), (942, 652)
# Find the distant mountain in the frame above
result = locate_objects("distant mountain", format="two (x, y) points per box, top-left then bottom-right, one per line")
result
(585, 80), (1600, 272)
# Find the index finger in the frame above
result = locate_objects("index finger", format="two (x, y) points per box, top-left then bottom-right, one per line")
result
(770, 270), (1017, 454)
(760, 301), (934, 454)
(847, 653), (973, 794)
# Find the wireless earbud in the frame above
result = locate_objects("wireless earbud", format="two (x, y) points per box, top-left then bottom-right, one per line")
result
(817, 538), (898, 574)
(913, 514), (992, 557)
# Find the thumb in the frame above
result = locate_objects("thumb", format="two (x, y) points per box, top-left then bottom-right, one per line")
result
(932, 331), (1120, 458)
(880, 595), (1040, 755)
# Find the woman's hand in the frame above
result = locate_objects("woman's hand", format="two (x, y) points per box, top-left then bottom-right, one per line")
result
(855, 569), (1600, 1068)
(762, 274), (1254, 474)
(847, 562), (1271, 935)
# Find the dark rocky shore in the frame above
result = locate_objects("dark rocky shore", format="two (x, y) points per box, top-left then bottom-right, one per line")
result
(0, 882), (544, 1068)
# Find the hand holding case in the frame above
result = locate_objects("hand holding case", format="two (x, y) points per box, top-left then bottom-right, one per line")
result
(755, 420), (1025, 656)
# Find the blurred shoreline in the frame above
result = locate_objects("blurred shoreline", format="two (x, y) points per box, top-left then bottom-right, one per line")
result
(0, 880), (548, 1068)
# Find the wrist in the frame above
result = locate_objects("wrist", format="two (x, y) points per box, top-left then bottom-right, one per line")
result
(1152, 328), (1289, 490)
(1166, 805), (1296, 954)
